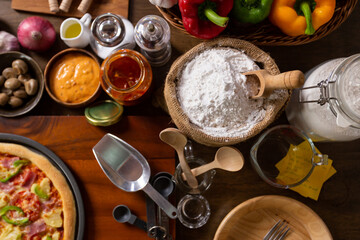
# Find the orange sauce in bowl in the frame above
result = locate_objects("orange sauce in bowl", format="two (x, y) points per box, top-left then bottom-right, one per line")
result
(49, 53), (100, 103)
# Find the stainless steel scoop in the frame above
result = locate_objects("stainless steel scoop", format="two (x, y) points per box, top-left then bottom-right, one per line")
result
(93, 133), (178, 219)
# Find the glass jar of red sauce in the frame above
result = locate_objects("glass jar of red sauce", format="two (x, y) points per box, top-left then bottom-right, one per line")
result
(100, 49), (152, 105)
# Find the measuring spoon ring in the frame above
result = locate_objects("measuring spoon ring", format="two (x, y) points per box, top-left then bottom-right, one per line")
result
(113, 205), (147, 232)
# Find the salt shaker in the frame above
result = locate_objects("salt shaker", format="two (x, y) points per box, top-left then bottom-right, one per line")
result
(286, 54), (360, 141)
(90, 13), (135, 59)
(134, 15), (171, 67)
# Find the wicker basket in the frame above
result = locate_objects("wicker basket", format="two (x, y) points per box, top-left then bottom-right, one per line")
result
(156, 0), (358, 46)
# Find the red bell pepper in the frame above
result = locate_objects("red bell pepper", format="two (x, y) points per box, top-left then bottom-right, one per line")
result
(179, 0), (233, 39)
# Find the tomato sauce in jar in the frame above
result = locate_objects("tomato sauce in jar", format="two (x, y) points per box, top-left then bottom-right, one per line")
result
(100, 49), (152, 106)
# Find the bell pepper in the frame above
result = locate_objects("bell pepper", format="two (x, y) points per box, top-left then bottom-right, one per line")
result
(179, 0), (234, 39)
(0, 206), (29, 226)
(232, 0), (274, 24)
(0, 159), (29, 183)
(269, 0), (336, 36)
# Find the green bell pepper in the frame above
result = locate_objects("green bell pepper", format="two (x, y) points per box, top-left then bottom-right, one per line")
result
(232, 0), (274, 24)
(0, 206), (29, 226)
(0, 159), (29, 183)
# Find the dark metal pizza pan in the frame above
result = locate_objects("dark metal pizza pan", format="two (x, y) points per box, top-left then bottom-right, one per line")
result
(0, 133), (85, 240)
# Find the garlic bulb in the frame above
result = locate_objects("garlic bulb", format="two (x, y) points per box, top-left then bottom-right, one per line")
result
(149, 0), (177, 8)
(0, 31), (20, 53)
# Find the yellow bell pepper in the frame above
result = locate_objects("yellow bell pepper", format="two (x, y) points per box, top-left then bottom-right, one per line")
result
(269, 0), (336, 36)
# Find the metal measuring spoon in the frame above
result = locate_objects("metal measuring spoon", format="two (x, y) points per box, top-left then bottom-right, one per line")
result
(153, 173), (175, 240)
(113, 205), (147, 232)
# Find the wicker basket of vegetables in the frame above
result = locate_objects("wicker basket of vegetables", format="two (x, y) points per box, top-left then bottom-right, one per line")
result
(151, 0), (358, 45)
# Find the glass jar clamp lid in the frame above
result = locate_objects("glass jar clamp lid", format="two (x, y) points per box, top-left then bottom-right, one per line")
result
(134, 15), (171, 67)
(299, 54), (360, 128)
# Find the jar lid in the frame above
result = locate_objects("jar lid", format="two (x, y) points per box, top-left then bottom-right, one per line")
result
(134, 15), (170, 52)
(91, 13), (125, 47)
(85, 100), (123, 126)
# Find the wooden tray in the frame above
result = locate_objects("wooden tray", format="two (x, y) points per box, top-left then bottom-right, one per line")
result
(0, 115), (175, 240)
(11, 0), (129, 18)
(214, 195), (332, 240)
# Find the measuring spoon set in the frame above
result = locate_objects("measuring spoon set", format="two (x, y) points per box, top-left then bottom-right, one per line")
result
(93, 130), (245, 235)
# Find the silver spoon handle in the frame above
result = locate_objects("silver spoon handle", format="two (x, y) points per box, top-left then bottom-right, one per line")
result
(143, 183), (178, 219)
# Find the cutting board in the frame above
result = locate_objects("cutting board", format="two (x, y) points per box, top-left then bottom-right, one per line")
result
(11, 0), (129, 18)
(0, 115), (175, 240)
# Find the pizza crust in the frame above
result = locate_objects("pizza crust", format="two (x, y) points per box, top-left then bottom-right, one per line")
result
(0, 143), (76, 240)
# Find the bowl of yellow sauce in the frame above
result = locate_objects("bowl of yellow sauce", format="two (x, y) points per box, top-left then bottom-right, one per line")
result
(45, 48), (101, 108)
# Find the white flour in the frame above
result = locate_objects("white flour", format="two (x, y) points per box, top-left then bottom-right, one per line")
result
(176, 48), (265, 137)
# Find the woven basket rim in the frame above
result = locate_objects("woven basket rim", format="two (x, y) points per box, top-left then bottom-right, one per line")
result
(164, 38), (290, 147)
(156, 0), (358, 46)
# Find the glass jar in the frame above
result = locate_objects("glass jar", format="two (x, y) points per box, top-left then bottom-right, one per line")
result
(90, 13), (135, 59)
(100, 49), (152, 106)
(286, 54), (360, 141)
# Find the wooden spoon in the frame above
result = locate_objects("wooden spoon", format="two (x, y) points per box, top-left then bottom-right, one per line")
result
(159, 128), (199, 188)
(244, 69), (305, 99)
(182, 146), (244, 180)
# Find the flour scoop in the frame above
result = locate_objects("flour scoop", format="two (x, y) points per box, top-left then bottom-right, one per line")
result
(93, 133), (178, 219)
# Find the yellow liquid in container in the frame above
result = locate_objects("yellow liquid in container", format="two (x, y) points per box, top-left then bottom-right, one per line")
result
(65, 23), (82, 38)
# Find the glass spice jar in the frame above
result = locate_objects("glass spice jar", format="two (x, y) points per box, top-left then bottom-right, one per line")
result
(100, 49), (152, 106)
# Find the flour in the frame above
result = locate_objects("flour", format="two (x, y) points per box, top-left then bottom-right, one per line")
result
(176, 48), (265, 137)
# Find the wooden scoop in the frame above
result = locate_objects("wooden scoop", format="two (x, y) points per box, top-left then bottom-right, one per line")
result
(182, 146), (244, 180)
(244, 70), (305, 99)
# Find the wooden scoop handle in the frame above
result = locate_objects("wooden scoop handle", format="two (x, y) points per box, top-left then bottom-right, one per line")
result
(265, 70), (305, 90)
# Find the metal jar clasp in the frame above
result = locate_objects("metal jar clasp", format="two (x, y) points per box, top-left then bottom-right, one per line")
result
(299, 80), (337, 105)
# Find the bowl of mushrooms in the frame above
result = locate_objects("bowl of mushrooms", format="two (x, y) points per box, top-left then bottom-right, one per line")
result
(0, 51), (44, 117)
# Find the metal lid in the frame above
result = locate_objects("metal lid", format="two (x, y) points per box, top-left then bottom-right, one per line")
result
(91, 13), (125, 47)
(134, 15), (170, 52)
(85, 100), (123, 126)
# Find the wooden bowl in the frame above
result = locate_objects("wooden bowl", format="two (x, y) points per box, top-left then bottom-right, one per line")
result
(0, 51), (44, 117)
(214, 195), (332, 240)
(44, 48), (101, 108)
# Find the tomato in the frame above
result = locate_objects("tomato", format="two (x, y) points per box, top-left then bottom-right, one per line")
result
(11, 191), (41, 222)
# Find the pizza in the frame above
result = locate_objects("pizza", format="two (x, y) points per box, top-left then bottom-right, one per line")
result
(0, 143), (76, 240)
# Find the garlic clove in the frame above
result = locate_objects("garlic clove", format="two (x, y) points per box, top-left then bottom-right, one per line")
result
(0, 31), (20, 53)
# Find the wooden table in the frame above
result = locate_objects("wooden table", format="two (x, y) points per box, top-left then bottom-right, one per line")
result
(0, 0), (360, 239)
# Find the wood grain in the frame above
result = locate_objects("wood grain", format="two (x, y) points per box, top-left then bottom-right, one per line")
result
(0, 116), (176, 240)
(11, 0), (129, 18)
(213, 195), (332, 240)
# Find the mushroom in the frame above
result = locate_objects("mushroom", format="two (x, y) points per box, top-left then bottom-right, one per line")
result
(24, 79), (38, 96)
(13, 89), (28, 99)
(8, 96), (23, 108)
(1, 86), (12, 96)
(0, 93), (9, 106)
(18, 74), (31, 84)
(0, 76), (5, 87)
(4, 78), (21, 90)
(2, 67), (17, 79)
(12, 59), (28, 75)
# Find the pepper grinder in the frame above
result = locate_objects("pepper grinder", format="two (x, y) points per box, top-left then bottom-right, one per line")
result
(90, 13), (135, 59)
(134, 15), (171, 67)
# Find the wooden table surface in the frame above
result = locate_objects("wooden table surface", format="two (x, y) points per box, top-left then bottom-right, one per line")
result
(0, 0), (360, 239)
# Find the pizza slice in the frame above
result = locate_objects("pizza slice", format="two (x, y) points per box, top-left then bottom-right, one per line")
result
(0, 143), (76, 240)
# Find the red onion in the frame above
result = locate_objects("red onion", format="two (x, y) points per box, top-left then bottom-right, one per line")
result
(17, 16), (56, 51)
